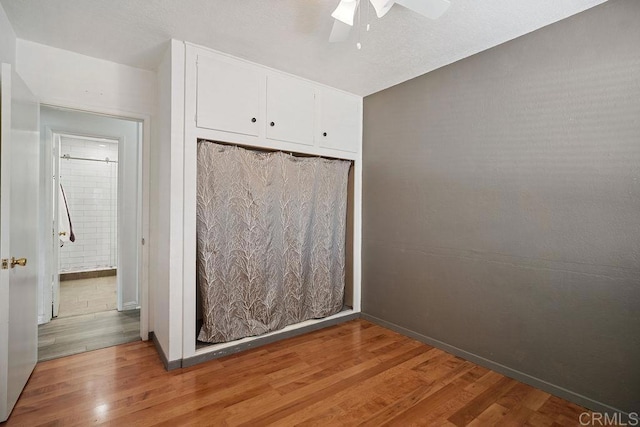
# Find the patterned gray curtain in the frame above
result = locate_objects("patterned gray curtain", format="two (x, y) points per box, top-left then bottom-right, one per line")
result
(196, 141), (350, 343)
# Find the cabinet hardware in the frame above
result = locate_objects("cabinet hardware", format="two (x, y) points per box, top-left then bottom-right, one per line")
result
(251, 117), (257, 123)
(270, 121), (275, 127)
(1, 259), (7, 269)
(10, 257), (27, 268)
(323, 132), (327, 137)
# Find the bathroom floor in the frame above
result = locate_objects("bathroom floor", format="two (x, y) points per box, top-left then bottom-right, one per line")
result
(58, 276), (117, 317)
(38, 275), (140, 362)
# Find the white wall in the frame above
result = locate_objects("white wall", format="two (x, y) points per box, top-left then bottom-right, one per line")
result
(118, 116), (142, 311)
(150, 40), (184, 363)
(0, 4), (16, 65)
(150, 47), (170, 362)
(168, 41), (185, 363)
(59, 137), (118, 273)
(16, 40), (155, 116)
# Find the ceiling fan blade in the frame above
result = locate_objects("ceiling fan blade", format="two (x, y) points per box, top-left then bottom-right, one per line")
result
(329, 19), (352, 42)
(395, 0), (450, 19)
(369, 0), (395, 18)
(331, 0), (359, 26)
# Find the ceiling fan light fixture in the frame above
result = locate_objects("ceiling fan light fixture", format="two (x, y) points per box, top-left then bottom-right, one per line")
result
(327, 0), (450, 45)
(369, 0), (395, 18)
(331, 0), (359, 26)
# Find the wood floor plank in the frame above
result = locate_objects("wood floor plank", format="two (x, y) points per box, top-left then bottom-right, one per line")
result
(5, 319), (592, 426)
(358, 353), (478, 425)
(448, 376), (519, 426)
(522, 388), (552, 411)
(525, 411), (559, 426)
(266, 350), (433, 425)
(496, 381), (537, 410)
(380, 382), (469, 426)
(237, 346), (429, 425)
(537, 395), (589, 423)
(37, 309), (140, 362)
(359, 383), (447, 426)
(496, 405), (536, 426)
(467, 403), (510, 426)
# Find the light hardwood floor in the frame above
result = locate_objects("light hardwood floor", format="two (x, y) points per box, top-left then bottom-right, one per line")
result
(10, 319), (590, 425)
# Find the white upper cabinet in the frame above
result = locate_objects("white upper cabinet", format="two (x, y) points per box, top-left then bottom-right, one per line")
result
(265, 75), (316, 146)
(317, 89), (360, 153)
(189, 45), (361, 157)
(196, 54), (261, 137)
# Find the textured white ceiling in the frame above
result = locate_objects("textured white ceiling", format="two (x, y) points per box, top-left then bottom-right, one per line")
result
(0, 0), (607, 96)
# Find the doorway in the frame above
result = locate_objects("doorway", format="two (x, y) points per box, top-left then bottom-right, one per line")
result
(56, 133), (119, 318)
(37, 106), (143, 361)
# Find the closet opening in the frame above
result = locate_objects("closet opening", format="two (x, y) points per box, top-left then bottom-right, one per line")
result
(194, 140), (355, 351)
(37, 106), (144, 361)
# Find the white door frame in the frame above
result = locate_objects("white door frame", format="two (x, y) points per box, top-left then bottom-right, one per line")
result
(39, 103), (150, 341)
(48, 129), (124, 316)
(52, 130), (60, 318)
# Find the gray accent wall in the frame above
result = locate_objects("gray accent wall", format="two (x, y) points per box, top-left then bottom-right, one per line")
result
(362, 0), (640, 413)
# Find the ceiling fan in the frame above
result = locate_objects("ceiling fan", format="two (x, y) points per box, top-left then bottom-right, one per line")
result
(329, 0), (451, 43)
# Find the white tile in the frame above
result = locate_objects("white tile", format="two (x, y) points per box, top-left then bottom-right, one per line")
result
(58, 135), (118, 273)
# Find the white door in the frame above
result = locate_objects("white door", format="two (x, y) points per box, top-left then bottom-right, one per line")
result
(0, 63), (40, 422)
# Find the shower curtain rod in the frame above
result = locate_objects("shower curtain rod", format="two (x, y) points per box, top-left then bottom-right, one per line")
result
(61, 154), (118, 164)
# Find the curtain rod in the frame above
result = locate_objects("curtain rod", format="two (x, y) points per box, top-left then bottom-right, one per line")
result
(61, 154), (118, 164)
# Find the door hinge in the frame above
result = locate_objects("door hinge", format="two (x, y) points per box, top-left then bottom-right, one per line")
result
(141, 237), (145, 245)
(1, 259), (8, 269)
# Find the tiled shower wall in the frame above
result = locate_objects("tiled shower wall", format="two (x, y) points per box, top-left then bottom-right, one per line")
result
(59, 136), (118, 273)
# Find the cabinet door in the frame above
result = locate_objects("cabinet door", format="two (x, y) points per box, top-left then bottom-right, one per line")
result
(317, 89), (360, 153)
(196, 55), (261, 137)
(266, 75), (315, 146)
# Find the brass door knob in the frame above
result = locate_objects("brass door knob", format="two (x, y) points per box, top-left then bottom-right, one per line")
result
(11, 257), (27, 268)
